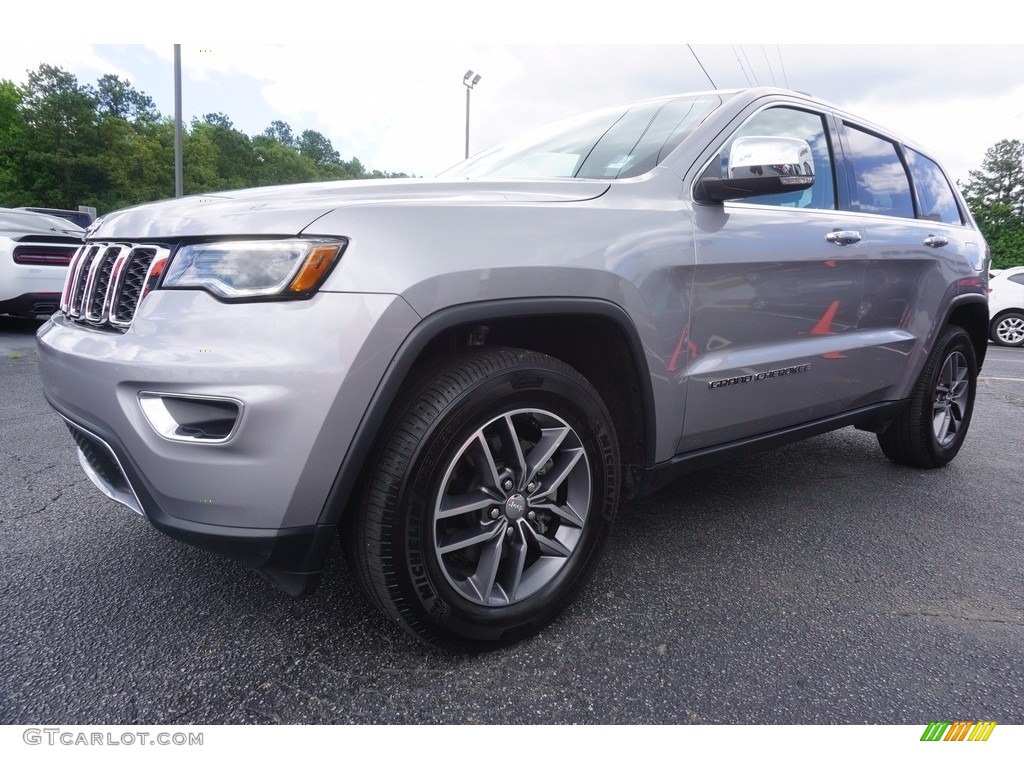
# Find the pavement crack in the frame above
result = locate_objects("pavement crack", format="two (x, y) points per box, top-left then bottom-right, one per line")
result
(896, 609), (1024, 626)
(6, 477), (88, 520)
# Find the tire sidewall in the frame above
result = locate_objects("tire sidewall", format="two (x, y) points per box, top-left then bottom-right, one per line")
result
(389, 358), (618, 648)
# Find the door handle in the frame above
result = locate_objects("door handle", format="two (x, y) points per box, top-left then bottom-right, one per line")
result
(923, 235), (949, 248)
(825, 230), (862, 246)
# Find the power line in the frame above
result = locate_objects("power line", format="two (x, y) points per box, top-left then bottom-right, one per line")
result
(776, 44), (790, 89)
(687, 44), (717, 89)
(761, 45), (777, 87)
(740, 45), (759, 86)
(731, 44), (753, 86)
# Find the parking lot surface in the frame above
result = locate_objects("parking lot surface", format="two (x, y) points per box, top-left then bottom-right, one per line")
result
(1, 317), (1022, 724)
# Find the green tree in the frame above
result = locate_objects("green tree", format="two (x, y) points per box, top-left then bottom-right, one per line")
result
(262, 120), (295, 148)
(252, 135), (320, 185)
(186, 115), (256, 192)
(96, 74), (158, 124)
(297, 129), (341, 167)
(1, 62), (415, 212)
(97, 117), (174, 209)
(18, 64), (103, 208)
(961, 139), (1024, 269)
(20, 65), (98, 152)
(340, 156), (365, 178)
(0, 80), (28, 206)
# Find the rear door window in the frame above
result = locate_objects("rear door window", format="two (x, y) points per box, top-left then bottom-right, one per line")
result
(842, 124), (914, 218)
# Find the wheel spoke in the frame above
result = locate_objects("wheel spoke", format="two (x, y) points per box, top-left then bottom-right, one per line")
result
(938, 356), (953, 391)
(437, 521), (502, 555)
(495, 415), (529, 484)
(525, 523), (573, 559)
(949, 368), (969, 405)
(437, 489), (498, 520)
(467, 431), (502, 490)
(534, 446), (585, 495)
(530, 499), (586, 528)
(465, 528), (506, 602)
(495, 527), (528, 602)
(524, 425), (571, 482)
(932, 403), (950, 442)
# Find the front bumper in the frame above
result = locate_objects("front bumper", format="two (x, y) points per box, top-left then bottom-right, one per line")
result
(37, 288), (420, 594)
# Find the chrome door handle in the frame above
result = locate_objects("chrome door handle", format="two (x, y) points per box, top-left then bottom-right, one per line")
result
(825, 230), (862, 246)
(923, 235), (949, 248)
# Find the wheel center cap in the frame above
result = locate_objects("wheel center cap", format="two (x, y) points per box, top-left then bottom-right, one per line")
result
(504, 493), (527, 521)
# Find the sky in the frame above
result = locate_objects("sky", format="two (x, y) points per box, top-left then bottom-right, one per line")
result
(2, 2), (1022, 185)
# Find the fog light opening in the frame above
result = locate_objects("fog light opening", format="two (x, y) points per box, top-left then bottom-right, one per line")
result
(138, 392), (243, 444)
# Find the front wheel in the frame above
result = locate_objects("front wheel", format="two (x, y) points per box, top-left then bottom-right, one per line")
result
(345, 348), (619, 652)
(877, 325), (977, 468)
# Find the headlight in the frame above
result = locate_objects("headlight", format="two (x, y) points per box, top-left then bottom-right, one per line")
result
(161, 239), (346, 300)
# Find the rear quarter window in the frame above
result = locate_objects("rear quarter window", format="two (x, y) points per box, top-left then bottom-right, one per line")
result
(905, 148), (964, 225)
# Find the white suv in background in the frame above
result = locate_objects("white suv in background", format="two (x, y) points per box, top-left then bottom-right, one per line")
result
(1, 208), (84, 318)
(988, 266), (1024, 346)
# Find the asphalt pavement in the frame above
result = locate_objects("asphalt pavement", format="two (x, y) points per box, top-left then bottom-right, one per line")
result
(1, 317), (1022, 724)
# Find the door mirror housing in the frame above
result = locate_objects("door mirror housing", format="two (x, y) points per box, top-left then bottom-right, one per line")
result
(698, 136), (815, 202)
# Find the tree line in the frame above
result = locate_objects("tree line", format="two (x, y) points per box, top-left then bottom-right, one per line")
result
(0, 64), (411, 215)
(960, 139), (1024, 269)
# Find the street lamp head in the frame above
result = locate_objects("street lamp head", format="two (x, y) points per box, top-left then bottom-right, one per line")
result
(471, 74), (482, 87)
(463, 69), (475, 85)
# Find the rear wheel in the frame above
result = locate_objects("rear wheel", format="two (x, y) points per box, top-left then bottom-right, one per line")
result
(877, 325), (977, 468)
(991, 311), (1024, 347)
(345, 347), (619, 652)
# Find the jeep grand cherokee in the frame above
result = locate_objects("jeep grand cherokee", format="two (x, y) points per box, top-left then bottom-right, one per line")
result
(37, 87), (989, 650)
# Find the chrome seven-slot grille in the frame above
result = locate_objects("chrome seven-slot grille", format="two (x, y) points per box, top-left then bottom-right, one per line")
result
(61, 242), (170, 331)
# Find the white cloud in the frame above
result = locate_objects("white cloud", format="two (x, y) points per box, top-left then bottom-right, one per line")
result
(0, 44), (134, 85)
(844, 84), (1024, 184)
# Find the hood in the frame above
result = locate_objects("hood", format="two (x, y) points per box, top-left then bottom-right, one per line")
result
(90, 178), (612, 240)
(0, 208), (85, 239)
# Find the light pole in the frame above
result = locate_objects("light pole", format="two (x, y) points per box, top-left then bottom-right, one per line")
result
(174, 44), (183, 197)
(463, 69), (481, 159)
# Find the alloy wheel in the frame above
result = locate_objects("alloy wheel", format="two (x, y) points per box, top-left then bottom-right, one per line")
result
(932, 351), (970, 446)
(432, 408), (591, 607)
(995, 315), (1024, 345)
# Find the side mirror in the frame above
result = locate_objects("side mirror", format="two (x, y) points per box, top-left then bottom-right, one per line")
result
(698, 136), (815, 202)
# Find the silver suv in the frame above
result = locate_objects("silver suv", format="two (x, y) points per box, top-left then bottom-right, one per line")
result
(37, 88), (989, 651)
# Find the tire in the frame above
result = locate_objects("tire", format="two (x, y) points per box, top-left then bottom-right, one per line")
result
(877, 325), (977, 468)
(344, 347), (620, 652)
(990, 311), (1024, 347)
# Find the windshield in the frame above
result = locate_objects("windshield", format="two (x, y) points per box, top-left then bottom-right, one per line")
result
(442, 94), (722, 181)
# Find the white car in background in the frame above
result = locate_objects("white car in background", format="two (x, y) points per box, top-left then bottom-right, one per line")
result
(989, 266), (1024, 346)
(0, 208), (84, 318)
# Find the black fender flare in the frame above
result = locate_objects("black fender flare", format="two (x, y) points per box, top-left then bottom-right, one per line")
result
(315, 297), (655, 527)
